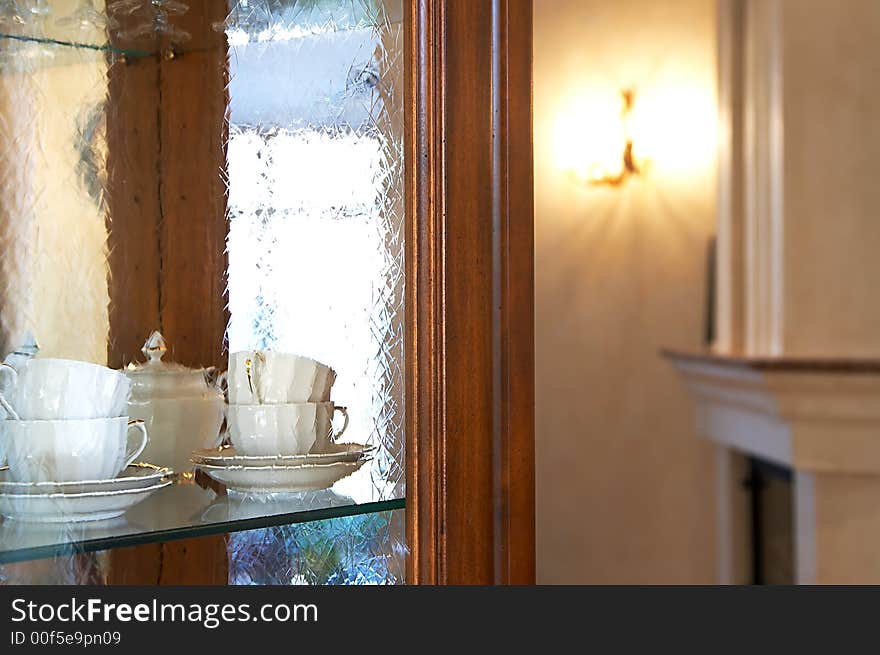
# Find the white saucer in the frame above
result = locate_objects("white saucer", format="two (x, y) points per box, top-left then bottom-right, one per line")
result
(191, 443), (374, 467)
(195, 459), (368, 493)
(0, 463), (173, 496)
(0, 479), (173, 523)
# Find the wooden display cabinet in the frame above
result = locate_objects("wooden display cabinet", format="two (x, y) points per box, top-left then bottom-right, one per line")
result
(0, 0), (533, 585)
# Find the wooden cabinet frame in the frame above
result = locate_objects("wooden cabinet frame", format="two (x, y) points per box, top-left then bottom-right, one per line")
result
(406, 0), (535, 584)
(103, 0), (534, 584)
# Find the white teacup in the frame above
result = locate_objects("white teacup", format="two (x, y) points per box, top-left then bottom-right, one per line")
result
(3, 417), (149, 483)
(226, 402), (349, 456)
(219, 351), (336, 405)
(0, 358), (131, 420)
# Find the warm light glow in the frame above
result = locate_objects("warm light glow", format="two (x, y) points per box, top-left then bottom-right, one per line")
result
(555, 82), (716, 185)
(554, 87), (627, 183)
(628, 84), (716, 176)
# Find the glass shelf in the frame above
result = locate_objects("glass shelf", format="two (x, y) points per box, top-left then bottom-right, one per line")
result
(0, 479), (405, 565)
(0, 32), (151, 58)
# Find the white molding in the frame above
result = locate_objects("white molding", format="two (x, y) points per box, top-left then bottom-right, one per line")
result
(767, 0), (785, 357)
(714, 0), (745, 354)
(742, 0), (786, 356)
(670, 357), (880, 474)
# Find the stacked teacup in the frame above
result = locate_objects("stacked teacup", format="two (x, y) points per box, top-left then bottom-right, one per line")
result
(0, 358), (148, 483)
(219, 351), (348, 457)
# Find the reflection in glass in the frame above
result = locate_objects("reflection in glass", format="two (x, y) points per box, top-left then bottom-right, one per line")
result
(0, 0), (50, 36)
(55, 0), (115, 32)
(0, 2), (28, 26)
(109, 0), (191, 43)
(0, 3), (110, 363)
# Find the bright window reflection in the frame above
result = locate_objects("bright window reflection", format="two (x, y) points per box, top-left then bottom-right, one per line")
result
(223, 0), (406, 586)
(226, 127), (387, 470)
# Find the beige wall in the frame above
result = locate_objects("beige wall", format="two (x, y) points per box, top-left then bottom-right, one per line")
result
(534, 0), (719, 583)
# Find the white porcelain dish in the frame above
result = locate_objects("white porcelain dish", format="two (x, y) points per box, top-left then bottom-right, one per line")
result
(195, 459), (367, 493)
(0, 463), (172, 495)
(191, 443), (373, 467)
(0, 479), (172, 523)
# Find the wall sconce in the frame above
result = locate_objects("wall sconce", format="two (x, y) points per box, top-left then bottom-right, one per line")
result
(554, 81), (715, 187)
(584, 87), (647, 187)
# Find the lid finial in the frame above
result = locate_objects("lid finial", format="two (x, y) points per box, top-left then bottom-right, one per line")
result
(142, 331), (167, 364)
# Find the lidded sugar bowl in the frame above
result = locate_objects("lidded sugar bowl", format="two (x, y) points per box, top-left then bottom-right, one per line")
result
(124, 331), (224, 474)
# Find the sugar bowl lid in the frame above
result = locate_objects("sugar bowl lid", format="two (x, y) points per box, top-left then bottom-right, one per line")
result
(125, 331), (217, 400)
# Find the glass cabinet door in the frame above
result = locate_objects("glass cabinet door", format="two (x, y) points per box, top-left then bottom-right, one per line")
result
(0, 0), (406, 585)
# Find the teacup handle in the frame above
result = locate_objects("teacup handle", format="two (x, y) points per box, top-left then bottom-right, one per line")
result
(0, 364), (19, 420)
(124, 419), (149, 469)
(332, 406), (350, 440)
(246, 353), (266, 404)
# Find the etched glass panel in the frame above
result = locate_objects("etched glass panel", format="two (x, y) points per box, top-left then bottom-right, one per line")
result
(223, 0), (406, 585)
(224, 0), (405, 502)
(228, 509), (405, 586)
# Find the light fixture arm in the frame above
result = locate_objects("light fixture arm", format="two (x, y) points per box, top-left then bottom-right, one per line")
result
(589, 87), (643, 187)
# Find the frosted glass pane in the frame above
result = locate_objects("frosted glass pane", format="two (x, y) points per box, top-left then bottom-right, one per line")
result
(223, 0), (406, 585)
(228, 509), (405, 585)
